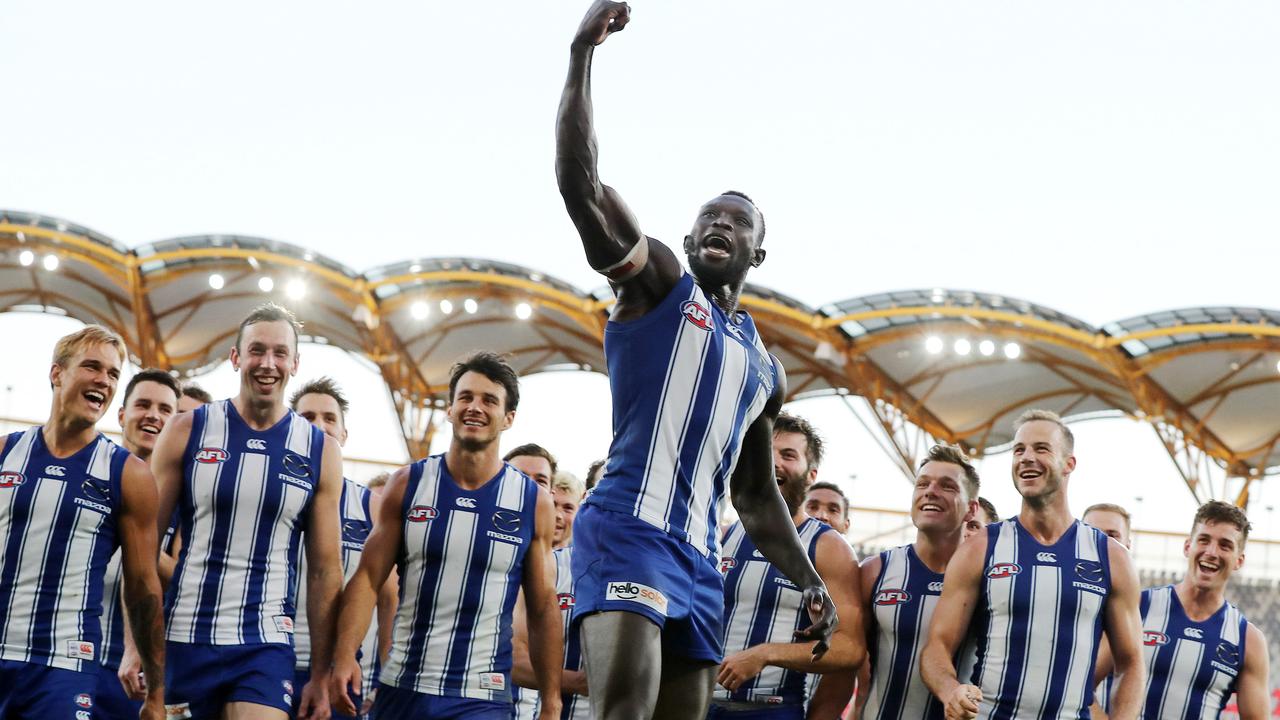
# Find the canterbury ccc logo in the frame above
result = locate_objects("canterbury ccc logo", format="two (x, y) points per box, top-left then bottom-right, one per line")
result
(195, 447), (228, 464)
(44, 465), (66, 477)
(1143, 631), (1170, 646)
(987, 563), (1021, 579)
(246, 439), (266, 450)
(407, 505), (438, 522)
(456, 497), (477, 509)
(680, 300), (714, 331)
(875, 589), (911, 606)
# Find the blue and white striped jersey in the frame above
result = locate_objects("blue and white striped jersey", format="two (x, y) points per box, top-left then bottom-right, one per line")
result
(384, 455), (538, 701)
(295, 478), (376, 693)
(864, 544), (947, 720)
(1130, 585), (1247, 720)
(714, 518), (830, 706)
(102, 511), (177, 670)
(165, 400), (325, 646)
(514, 545), (589, 720)
(0, 428), (127, 672)
(586, 273), (778, 557)
(968, 519), (1111, 720)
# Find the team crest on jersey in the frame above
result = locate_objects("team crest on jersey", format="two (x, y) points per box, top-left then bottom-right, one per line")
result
(875, 589), (911, 606)
(343, 519), (370, 544)
(987, 563), (1021, 579)
(0, 471), (24, 488)
(719, 557), (736, 573)
(81, 477), (112, 502)
(492, 509), (522, 533)
(681, 300), (714, 331)
(407, 505), (437, 522)
(283, 452), (311, 478)
(1216, 641), (1240, 666)
(558, 592), (576, 610)
(74, 693), (93, 708)
(1143, 631), (1170, 646)
(1075, 561), (1104, 583)
(195, 447), (228, 464)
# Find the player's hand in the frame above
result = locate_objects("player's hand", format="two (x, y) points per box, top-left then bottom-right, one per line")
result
(944, 684), (982, 720)
(298, 674), (332, 720)
(573, 0), (630, 47)
(717, 646), (768, 692)
(795, 584), (838, 660)
(139, 696), (164, 720)
(118, 643), (146, 700)
(329, 657), (362, 717)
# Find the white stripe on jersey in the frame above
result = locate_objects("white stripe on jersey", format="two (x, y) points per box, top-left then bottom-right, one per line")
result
(864, 546), (943, 720)
(168, 402), (229, 641)
(975, 521), (1019, 698)
(0, 428), (48, 661)
(1137, 586), (1246, 720)
(683, 334), (751, 553)
(1060, 528), (1105, 711)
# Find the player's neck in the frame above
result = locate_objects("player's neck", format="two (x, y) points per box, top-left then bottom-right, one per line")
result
(42, 407), (97, 458)
(232, 394), (288, 431)
(123, 439), (151, 463)
(697, 278), (743, 316)
(1017, 501), (1075, 545)
(1175, 579), (1226, 622)
(444, 444), (504, 490)
(914, 528), (963, 573)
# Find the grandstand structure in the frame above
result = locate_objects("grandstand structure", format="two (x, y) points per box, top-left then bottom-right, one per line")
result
(3, 208), (1280, 510)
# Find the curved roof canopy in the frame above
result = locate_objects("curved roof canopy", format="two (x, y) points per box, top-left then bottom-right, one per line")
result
(3, 209), (1278, 502)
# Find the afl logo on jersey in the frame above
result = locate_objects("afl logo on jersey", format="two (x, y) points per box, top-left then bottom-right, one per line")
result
(987, 563), (1021, 579)
(681, 300), (714, 331)
(1216, 642), (1240, 666)
(195, 447), (228, 464)
(1143, 631), (1170, 646)
(75, 693), (93, 708)
(719, 557), (736, 574)
(558, 593), (576, 610)
(283, 453), (311, 478)
(407, 505), (438, 522)
(0, 471), (24, 488)
(492, 510), (522, 533)
(875, 589), (911, 606)
(1075, 561), (1104, 583)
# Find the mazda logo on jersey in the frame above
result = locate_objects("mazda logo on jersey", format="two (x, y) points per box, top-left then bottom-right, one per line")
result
(492, 510), (522, 533)
(407, 505), (437, 522)
(558, 593), (575, 610)
(987, 563), (1021, 579)
(1143, 631), (1170, 646)
(875, 589), (911, 606)
(0, 471), (24, 488)
(1216, 642), (1240, 666)
(283, 453), (311, 478)
(195, 447), (228, 464)
(342, 520), (370, 544)
(1075, 561), (1104, 583)
(719, 557), (736, 574)
(680, 300), (714, 331)
(81, 477), (112, 502)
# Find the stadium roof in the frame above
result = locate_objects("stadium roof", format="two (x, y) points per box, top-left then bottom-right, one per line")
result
(3, 209), (1279, 505)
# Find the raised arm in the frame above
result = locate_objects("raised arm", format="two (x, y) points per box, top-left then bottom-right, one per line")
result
(921, 532), (987, 720)
(556, 0), (681, 310)
(1100, 541), (1144, 720)
(729, 359), (837, 657)
(332, 466), (409, 717)
(523, 488), (564, 719)
(297, 435), (344, 720)
(118, 455), (166, 720)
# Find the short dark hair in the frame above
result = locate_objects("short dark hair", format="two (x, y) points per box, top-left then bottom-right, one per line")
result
(503, 443), (557, 475)
(774, 412), (823, 469)
(585, 458), (607, 490)
(290, 376), (350, 419)
(180, 383), (213, 404)
(977, 496), (999, 524)
(721, 190), (766, 245)
(806, 480), (849, 520)
(235, 302), (302, 352)
(123, 368), (180, 406)
(919, 444), (980, 499)
(449, 351), (520, 412)
(1192, 500), (1251, 547)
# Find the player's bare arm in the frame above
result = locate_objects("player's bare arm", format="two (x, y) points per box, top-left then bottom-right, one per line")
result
(809, 555), (883, 719)
(1236, 623), (1271, 720)
(1100, 540), (1145, 720)
(151, 411), (193, 550)
(1089, 635), (1115, 717)
(729, 359), (837, 657)
(921, 530), (986, 720)
(118, 454), (166, 719)
(296, 434), (344, 720)
(556, 0), (682, 320)
(331, 466), (408, 717)
(718, 531), (862, 694)
(522, 487), (565, 719)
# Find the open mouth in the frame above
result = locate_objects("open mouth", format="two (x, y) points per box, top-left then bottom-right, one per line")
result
(703, 234), (732, 258)
(1197, 560), (1220, 575)
(462, 417), (487, 428)
(253, 375), (280, 391)
(139, 422), (162, 436)
(1018, 467), (1043, 481)
(84, 390), (106, 411)
(919, 502), (944, 513)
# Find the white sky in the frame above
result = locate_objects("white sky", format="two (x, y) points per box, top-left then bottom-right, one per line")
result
(3, 2), (1279, 549)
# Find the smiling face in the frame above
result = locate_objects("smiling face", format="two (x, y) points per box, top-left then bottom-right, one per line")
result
(552, 485), (581, 548)
(804, 487), (849, 534)
(294, 392), (348, 447)
(230, 320), (299, 407)
(912, 460), (975, 534)
(1010, 420), (1075, 505)
(447, 371), (515, 452)
(118, 380), (178, 460)
(683, 194), (765, 287)
(50, 341), (122, 430)
(1183, 520), (1245, 593)
(773, 430), (816, 516)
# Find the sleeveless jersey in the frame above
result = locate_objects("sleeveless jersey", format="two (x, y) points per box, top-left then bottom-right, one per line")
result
(384, 455), (538, 701)
(165, 400), (325, 646)
(586, 273), (778, 557)
(513, 545), (589, 720)
(1130, 585), (1248, 720)
(864, 544), (947, 720)
(102, 511), (178, 670)
(0, 428), (127, 671)
(714, 518), (830, 706)
(295, 478), (376, 694)
(968, 519), (1111, 720)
